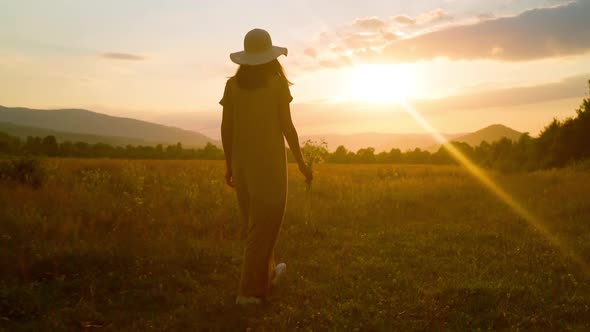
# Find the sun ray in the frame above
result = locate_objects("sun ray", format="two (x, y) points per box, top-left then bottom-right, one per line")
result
(397, 99), (590, 276)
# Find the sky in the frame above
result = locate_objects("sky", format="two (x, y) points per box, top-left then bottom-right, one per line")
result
(1, 0), (589, 137)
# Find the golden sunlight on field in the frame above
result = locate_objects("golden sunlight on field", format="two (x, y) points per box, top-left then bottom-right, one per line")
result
(1, 160), (590, 330)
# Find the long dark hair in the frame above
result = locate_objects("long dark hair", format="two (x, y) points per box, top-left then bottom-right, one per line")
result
(232, 59), (293, 90)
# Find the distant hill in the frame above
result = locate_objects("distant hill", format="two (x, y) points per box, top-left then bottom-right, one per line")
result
(304, 124), (522, 153)
(302, 132), (464, 152)
(451, 124), (522, 146)
(427, 124), (523, 152)
(0, 106), (522, 153)
(0, 106), (218, 147)
(0, 122), (173, 146)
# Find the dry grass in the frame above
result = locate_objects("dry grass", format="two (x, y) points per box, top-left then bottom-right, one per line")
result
(1, 159), (589, 330)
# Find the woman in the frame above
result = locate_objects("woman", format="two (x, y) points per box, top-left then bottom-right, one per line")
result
(220, 28), (313, 305)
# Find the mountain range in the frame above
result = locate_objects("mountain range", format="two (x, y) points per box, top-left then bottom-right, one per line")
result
(302, 132), (463, 152)
(0, 106), (218, 148)
(0, 105), (522, 151)
(302, 124), (522, 152)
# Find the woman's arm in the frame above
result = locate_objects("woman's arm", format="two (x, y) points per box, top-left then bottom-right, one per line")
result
(221, 105), (234, 187)
(279, 103), (313, 183)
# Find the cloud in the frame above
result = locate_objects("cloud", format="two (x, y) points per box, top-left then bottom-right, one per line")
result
(392, 15), (416, 26)
(341, 32), (380, 49)
(100, 52), (146, 61)
(300, 8), (454, 69)
(352, 17), (387, 31)
(384, 1), (590, 62)
(305, 14), (405, 69)
(477, 13), (495, 21)
(382, 31), (400, 41)
(392, 9), (451, 27)
(413, 74), (590, 113)
(300, 1), (590, 70)
(416, 8), (452, 24)
(303, 48), (318, 58)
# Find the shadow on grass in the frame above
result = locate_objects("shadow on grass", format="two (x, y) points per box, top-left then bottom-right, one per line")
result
(0, 247), (247, 331)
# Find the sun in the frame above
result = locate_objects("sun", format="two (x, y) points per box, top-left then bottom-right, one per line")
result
(349, 64), (417, 104)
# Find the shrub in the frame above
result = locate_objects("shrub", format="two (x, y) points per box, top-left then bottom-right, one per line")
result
(568, 158), (590, 171)
(0, 156), (47, 188)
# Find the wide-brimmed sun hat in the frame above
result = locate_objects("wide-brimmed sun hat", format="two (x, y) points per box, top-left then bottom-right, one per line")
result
(230, 28), (288, 66)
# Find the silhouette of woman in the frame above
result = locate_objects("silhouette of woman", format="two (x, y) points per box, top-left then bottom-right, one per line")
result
(220, 29), (313, 305)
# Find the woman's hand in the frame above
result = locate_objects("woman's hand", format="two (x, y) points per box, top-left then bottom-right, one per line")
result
(298, 163), (313, 184)
(225, 168), (235, 187)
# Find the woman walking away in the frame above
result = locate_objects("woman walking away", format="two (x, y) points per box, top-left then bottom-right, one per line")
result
(220, 28), (313, 305)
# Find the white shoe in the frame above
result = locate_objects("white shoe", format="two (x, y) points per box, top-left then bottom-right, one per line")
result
(235, 296), (262, 305)
(271, 263), (287, 287)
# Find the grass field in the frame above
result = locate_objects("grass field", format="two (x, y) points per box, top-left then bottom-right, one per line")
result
(1, 159), (590, 331)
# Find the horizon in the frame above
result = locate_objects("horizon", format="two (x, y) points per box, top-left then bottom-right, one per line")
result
(0, 103), (535, 136)
(2, 0), (590, 136)
(0, 100), (582, 141)
(0, 103), (541, 154)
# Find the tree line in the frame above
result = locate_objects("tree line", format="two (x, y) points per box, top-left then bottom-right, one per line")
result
(0, 135), (225, 160)
(1, 81), (589, 171)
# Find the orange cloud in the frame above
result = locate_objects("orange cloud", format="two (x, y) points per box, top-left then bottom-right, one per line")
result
(301, 1), (589, 70)
(351, 17), (387, 31)
(341, 32), (380, 49)
(414, 74), (590, 113)
(100, 52), (146, 61)
(416, 8), (452, 24)
(392, 15), (416, 26)
(303, 48), (318, 58)
(384, 1), (590, 62)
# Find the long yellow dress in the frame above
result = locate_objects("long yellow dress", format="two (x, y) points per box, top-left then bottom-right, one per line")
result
(220, 75), (293, 297)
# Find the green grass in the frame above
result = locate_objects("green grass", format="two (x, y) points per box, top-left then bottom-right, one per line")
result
(1, 160), (589, 330)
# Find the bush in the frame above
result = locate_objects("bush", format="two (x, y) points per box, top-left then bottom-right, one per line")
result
(0, 156), (47, 188)
(568, 158), (590, 171)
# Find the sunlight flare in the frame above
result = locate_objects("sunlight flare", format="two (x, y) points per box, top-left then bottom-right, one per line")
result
(349, 64), (418, 104)
(397, 100), (590, 276)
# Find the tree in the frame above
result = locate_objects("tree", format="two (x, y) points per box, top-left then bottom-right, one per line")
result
(59, 141), (73, 157)
(329, 145), (350, 163)
(74, 141), (90, 157)
(388, 148), (403, 163)
(0, 132), (21, 155)
(201, 142), (224, 160)
(405, 147), (430, 164)
(356, 147), (376, 163)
